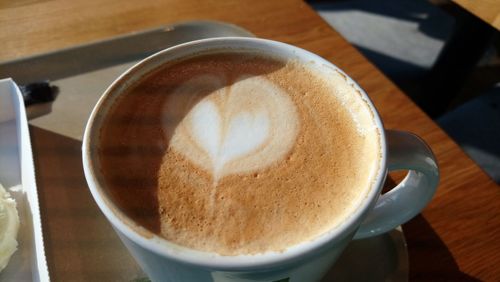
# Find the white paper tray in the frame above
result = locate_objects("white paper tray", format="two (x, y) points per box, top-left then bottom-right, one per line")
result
(0, 78), (49, 281)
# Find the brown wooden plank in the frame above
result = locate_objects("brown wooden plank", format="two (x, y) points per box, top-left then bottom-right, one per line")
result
(453, 0), (500, 30)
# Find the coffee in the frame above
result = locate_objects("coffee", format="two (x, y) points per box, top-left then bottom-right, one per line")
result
(96, 51), (381, 255)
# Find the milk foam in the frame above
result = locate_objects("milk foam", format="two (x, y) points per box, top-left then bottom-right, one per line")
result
(325, 70), (377, 136)
(168, 75), (299, 182)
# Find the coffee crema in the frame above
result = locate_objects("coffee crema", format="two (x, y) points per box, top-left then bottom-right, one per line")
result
(97, 51), (381, 255)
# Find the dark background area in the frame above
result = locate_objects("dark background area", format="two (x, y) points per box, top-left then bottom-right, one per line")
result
(309, 0), (500, 183)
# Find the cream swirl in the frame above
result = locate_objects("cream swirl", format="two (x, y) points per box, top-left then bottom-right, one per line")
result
(0, 183), (19, 272)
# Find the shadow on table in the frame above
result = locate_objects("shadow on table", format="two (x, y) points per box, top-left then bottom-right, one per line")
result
(381, 176), (481, 281)
(404, 215), (481, 281)
(30, 126), (144, 282)
(308, 0), (454, 110)
(309, 0), (453, 41)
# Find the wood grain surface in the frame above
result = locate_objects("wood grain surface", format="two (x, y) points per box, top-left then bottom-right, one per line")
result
(1, 0), (499, 281)
(453, 0), (500, 30)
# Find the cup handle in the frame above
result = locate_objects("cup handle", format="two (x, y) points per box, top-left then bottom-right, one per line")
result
(353, 130), (439, 239)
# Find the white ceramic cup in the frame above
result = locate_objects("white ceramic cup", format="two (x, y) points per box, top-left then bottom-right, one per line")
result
(82, 37), (439, 282)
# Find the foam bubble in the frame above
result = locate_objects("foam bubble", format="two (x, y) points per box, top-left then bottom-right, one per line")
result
(322, 69), (377, 136)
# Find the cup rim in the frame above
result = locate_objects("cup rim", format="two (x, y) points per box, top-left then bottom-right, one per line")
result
(82, 37), (388, 270)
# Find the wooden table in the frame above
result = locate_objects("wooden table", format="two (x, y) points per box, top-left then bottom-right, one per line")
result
(453, 0), (500, 31)
(1, 0), (499, 281)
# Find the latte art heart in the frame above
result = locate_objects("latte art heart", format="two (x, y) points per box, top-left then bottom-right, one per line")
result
(168, 75), (299, 182)
(189, 100), (270, 178)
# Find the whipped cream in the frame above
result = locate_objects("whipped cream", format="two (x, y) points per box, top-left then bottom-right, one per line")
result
(0, 183), (19, 272)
